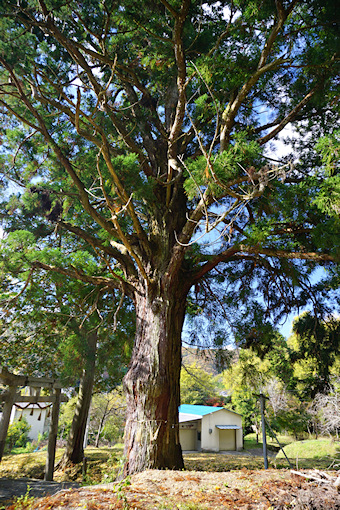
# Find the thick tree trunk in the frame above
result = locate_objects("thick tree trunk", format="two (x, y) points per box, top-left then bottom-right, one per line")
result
(59, 330), (97, 467)
(123, 280), (187, 475)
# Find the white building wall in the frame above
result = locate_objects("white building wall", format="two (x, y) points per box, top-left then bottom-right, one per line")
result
(179, 419), (200, 451)
(201, 409), (243, 452)
(10, 404), (50, 441)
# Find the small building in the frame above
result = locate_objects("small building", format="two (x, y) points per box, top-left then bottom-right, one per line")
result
(10, 402), (51, 441)
(179, 404), (243, 452)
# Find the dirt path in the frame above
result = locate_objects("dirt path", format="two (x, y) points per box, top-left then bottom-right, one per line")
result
(0, 478), (79, 506)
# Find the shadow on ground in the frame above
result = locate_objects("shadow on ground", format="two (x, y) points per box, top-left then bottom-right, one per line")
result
(0, 478), (79, 507)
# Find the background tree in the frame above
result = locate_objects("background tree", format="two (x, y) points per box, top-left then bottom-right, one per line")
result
(0, 237), (134, 465)
(0, 0), (339, 474)
(88, 388), (126, 447)
(273, 395), (311, 440)
(310, 129), (340, 219)
(222, 332), (297, 438)
(223, 320), (340, 439)
(289, 313), (340, 398)
(311, 381), (340, 439)
(222, 349), (265, 439)
(180, 363), (224, 405)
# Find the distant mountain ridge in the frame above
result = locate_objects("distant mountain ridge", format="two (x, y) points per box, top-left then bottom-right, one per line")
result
(181, 346), (236, 375)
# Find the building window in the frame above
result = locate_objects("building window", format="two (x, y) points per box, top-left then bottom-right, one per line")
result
(197, 432), (201, 441)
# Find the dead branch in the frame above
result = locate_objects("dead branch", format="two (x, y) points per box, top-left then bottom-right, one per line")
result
(291, 470), (340, 490)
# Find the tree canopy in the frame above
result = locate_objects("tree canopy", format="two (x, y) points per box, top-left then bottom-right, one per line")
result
(0, 245), (134, 387)
(289, 312), (340, 397)
(180, 362), (224, 405)
(0, 0), (339, 474)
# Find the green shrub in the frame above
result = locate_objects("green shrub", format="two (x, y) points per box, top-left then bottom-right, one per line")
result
(100, 418), (124, 446)
(5, 417), (31, 452)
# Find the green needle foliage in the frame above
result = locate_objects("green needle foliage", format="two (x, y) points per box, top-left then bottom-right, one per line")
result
(290, 312), (340, 397)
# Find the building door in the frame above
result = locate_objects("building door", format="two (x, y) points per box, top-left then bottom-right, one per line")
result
(219, 429), (236, 451)
(179, 429), (196, 451)
(197, 430), (201, 451)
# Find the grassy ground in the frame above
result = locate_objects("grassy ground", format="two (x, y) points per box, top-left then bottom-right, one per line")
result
(0, 446), (122, 484)
(275, 438), (340, 470)
(0, 435), (338, 484)
(243, 432), (295, 450)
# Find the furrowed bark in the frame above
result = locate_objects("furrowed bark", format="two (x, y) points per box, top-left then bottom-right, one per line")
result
(123, 278), (188, 475)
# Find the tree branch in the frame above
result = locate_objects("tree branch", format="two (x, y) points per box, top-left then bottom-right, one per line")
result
(190, 242), (335, 284)
(257, 81), (324, 145)
(159, 0), (179, 18)
(58, 221), (136, 276)
(1, 57), (153, 283)
(220, 1), (293, 150)
(239, 245), (335, 262)
(31, 260), (134, 296)
(167, 0), (191, 206)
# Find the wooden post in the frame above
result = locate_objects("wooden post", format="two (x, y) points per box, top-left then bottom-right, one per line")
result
(0, 385), (17, 462)
(45, 388), (61, 481)
(259, 393), (268, 469)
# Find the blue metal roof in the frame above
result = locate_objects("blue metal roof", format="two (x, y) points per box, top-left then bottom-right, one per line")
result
(179, 404), (223, 416)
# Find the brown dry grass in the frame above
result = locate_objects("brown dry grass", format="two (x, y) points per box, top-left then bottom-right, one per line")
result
(6, 469), (340, 510)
